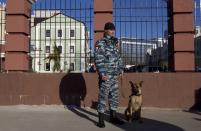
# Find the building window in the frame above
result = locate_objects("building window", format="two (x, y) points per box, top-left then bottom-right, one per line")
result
(46, 63), (50, 71)
(58, 46), (62, 53)
(70, 30), (75, 37)
(58, 29), (62, 37)
(46, 30), (50, 37)
(46, 46), (50, 53)
(70, 63), (74, 71)
(70, 46), (74, 53)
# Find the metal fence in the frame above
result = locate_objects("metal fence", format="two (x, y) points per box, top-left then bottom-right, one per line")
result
(1, 0), (169, 73)
(1, 0), (200, 73)
(194, 0), (201, 72)
(0, 0), (5, 73)
(30, 0), (94, 73)
(113, 0), (169, 72)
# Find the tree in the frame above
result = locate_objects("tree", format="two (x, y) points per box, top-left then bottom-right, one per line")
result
(45, 42), (61, 72)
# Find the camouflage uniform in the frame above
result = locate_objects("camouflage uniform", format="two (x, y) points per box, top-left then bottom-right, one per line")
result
(94, 35), (124, 113)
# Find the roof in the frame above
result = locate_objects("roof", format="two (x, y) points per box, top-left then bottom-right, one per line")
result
(32, 12), (85, 27)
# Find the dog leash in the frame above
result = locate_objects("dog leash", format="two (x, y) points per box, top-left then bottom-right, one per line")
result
(120, 74), (125, 98)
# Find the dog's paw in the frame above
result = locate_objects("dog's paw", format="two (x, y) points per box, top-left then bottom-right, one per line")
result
(125, 116), (130, 121)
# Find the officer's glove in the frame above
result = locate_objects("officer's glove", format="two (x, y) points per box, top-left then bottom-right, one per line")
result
(119, 70), (124, 77)
(100, 73), (109, 81)
(102, 75), (109, 81)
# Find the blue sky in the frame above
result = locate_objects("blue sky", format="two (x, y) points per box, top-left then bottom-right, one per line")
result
(1, 0), (199, 49)
(113, 0), (168, 39)
(32, 0), (94, 48)
(0, 0), (5, 3)
(195, 0), (201, 26)
(30, 0), (168, 39)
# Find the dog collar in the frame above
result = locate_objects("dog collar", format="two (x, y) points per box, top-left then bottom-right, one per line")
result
(131, 94), (141, 96)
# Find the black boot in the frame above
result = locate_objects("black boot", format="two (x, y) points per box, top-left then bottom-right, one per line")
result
(110, 110), (125, 125)
(97, 112), (105, 128)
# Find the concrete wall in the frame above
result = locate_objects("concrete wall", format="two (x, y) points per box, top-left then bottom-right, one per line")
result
(0, 73), (201, 109)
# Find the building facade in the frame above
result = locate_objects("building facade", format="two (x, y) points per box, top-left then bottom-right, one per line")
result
(195, 26), (201, 71)
(148, 38), (168, 68)
(120, 37), (168, 72)
(0, 2), (5, 72)
(120, 37), (157, 66)
(30, 11), (89, 73)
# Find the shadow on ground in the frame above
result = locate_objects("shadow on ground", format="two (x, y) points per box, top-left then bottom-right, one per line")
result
(64, 106), (184, 131)
(190, 87), (201, 112)
(59, 73), (184, 131)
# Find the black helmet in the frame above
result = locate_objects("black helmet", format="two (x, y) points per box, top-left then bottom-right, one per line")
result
(104, 22), (115, 30)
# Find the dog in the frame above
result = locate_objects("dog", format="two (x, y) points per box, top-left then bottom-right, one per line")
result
(124, 81), (143, 123)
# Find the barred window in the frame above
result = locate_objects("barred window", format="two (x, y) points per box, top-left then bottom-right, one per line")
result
(58, 46), (62, 53)
(70, 46), (74, 53)
(58, 29), (62, 37)
(70, 30), (75, 37)
(70, 63), (74, 71)
(45, 63), (50, 71)
(45, 46), (50, 53)
(45, 30), (50, 37)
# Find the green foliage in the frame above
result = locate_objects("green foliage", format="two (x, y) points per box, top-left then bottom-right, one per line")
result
(46, 42), (61, 72)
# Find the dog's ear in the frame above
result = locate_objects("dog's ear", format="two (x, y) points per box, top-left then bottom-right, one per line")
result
(139, 81), (143, 87)
(129, 81), (134, 86)
(129, 81), (135, 88)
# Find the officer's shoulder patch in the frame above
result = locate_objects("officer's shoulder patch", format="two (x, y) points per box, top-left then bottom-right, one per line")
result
(95, 39), (105, 49)
(95, 44), (101, 50)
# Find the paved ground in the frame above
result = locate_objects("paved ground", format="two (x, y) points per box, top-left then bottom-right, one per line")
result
(0, 105), (201, 131)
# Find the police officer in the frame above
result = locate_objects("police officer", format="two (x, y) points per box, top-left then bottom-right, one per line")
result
(94, 22), (124, 128)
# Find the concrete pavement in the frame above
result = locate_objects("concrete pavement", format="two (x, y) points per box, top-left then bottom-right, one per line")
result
(0, 105), (201, 131)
